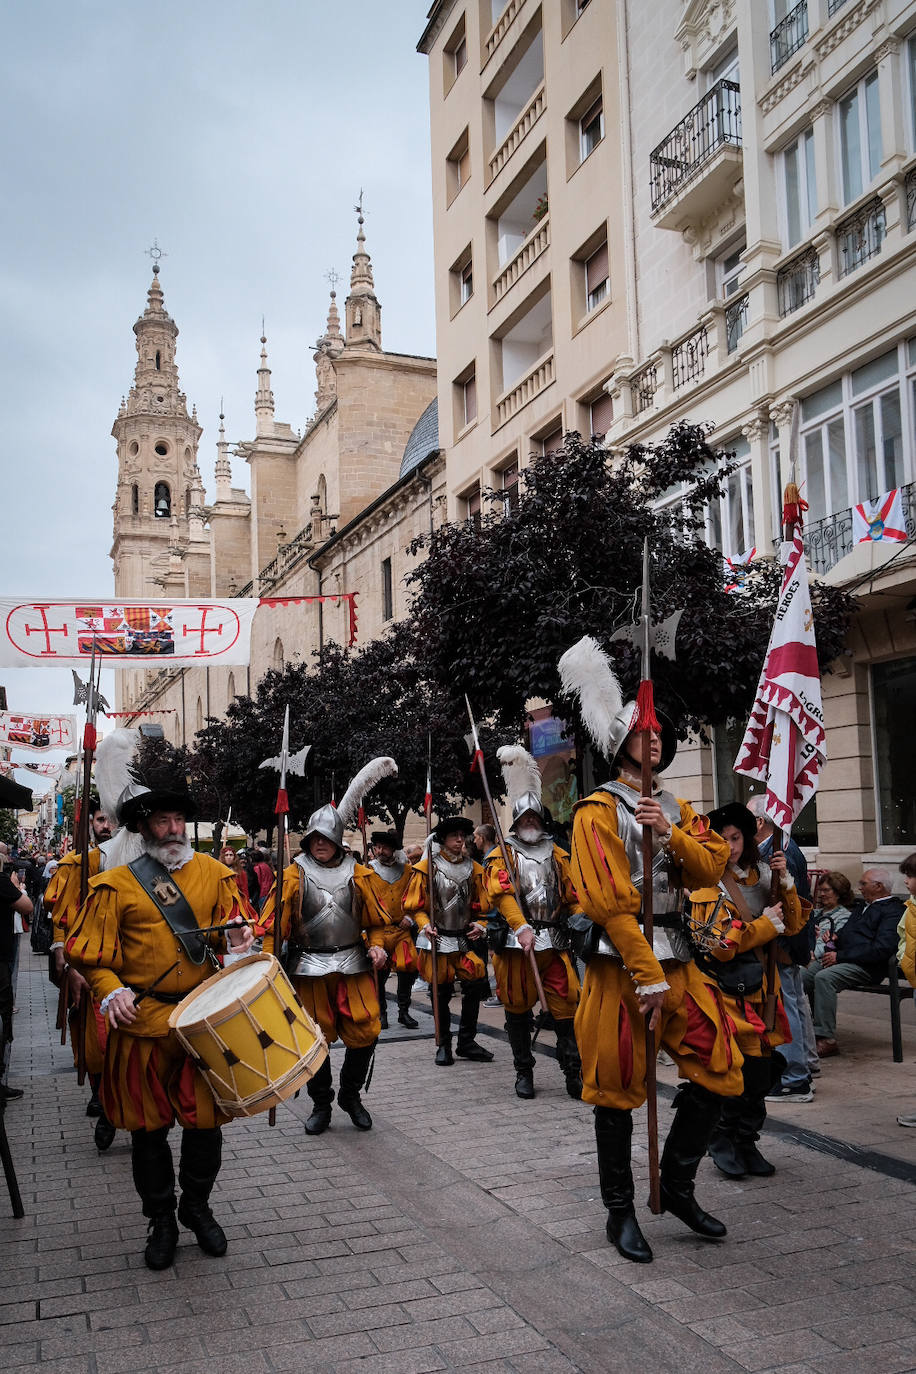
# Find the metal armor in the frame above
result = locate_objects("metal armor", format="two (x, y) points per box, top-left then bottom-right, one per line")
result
(499, 835), (563, 953)
(591, 781), (692, 964)
(416, 854), (475, 956)
(289, 851), (371, 976)
(369, 857), (406, 885)
(722, 863), (771, 917)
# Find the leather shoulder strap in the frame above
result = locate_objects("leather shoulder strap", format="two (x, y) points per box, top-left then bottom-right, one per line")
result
(128, 854), (206, 965)
(720, 871), (756, 924)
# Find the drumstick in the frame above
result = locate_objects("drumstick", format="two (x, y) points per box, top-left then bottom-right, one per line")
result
(195, 917), (254, 936)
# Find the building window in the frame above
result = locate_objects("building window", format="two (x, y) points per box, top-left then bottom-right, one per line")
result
(799, 342), (915, 524)
(456, 369), (477, 430)
(444, 14), (467, 93)
(447, 129), (470, 203)
(273, 638), (285, 670)
(781, 127), (816, 248)
(584, 240), (609, 311)
(460, 258), (474, 304)
(131, 483), (139, 515)
(873, 657), (916, 844)
(839, 71), (882, 205)
(539, 424), (564, 457)
(381, 557), (394, 622)
(579, 96), (604, 162)
(657, 438), (754, 559)
(155, 350), (161, 371)
(909, 38), (916, 145)
(465, 483), (482, 531)
(154, 482), (171, 518)
(196, 697), (204, 732)
(449, 246), (474, 316)
(589, 391), (613, 439)
(501, 459), (520, 514)
(227, 672), (236, 702)
(716, 242), (745, 300)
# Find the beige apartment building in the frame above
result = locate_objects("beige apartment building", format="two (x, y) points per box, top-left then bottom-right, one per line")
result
(111, 214), (444, 757)
(419, 0), (916, 876)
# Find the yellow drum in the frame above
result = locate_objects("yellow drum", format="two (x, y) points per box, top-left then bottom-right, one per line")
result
(169, 954), (327, 1118)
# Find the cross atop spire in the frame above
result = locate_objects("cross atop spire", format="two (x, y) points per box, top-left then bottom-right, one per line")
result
(345, 194), (381, 350)
(145, 239), (167, 276)
(255, 325), (275, 434)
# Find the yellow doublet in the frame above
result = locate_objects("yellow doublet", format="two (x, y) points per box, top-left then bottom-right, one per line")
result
(67, 854), (243, 1039)
(484, 844), (581, 1018)
(403, 854), (491, 986)
(260, 860), (386, 956)
(45, 848), (103, 946)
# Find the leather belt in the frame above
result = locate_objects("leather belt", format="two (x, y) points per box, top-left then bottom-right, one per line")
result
(129, 985), (184, 1004)
(435, 927), (469, 937)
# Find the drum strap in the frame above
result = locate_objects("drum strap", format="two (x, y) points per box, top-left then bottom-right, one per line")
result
(128, 984), (185, 1004)
(128, 854), (208, 965)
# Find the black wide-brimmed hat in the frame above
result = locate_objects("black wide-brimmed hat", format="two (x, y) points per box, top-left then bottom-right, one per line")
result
(432, 815), (474, 843)
(371, 830), (400, 848)
(117, 785), (199, 832)
(708, 801), (755, 845)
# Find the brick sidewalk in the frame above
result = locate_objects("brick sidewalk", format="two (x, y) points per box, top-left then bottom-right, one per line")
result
(3, 947), (916, 1374)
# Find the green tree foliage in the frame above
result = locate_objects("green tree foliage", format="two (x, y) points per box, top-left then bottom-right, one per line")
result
(0, 809), (18, 846)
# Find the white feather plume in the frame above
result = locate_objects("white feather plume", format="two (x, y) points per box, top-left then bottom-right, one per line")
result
(337, 756), (398, 829)
(93, 728), (141, 827)
(558, 636), (623, 758)
(99, 828), (145, 871)
(497, 745), (541, 805)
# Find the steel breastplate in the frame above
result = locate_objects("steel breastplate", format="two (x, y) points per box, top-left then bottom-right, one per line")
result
(502, 837), (562, 952)
(432, 855), (473, 933)
(722, 864), (771, 917)
(592, 782), (691, 964)
(291, 853), (370, 976)
(370, 857), (405, 884)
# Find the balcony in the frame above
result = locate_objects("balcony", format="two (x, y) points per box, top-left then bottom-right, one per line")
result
(484, 0), (525, 67)
(804, 482), (916, 577)
(650, 79), (742, 231)
(777, 245), (820, 316)
(630, 360), (659, 415)
(725, 293), (749, 353)
(827, 0), (849, 14)
(672, 324), (709, 391)
(770, 1), (808, 74)
(493, 214), (549, 304)
(836, 197), (885, 278)
(494, 349), (555, 428)
(489, 81), (545, 183)
(907, 168), (916, 233)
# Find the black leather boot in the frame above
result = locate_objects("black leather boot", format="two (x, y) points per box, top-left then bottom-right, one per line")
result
(660, 1083), (727, 1239)
(456, 977), (494, 1061)
(338, 1044), (375, 1130)
(177, 1127), (227, 1256)
(132, 1126), (178, 1270)
(736, 1055), (775, 1177)
(94, 1112), (116, 1152)
(554, 1019), (583, 1100)
(505, 1011), (535, 1098)
(304, 1057), (334, 1134)
(435, 985), (454, 1065)
(397, 971), (418, 1028)
(594, 1106), (652, 1263)
(86, 1074), (103, 1118)
(377, 971), (389, 1030)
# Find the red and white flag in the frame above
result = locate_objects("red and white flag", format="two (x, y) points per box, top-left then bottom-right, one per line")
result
(734, 531), (826, 832)
(852, 488), (907, 545)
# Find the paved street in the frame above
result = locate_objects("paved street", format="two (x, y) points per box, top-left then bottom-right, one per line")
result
(4, 947), (916, 1374)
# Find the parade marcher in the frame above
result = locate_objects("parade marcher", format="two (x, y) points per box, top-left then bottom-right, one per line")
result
(363, 830), (418, 1029)
(559, 636), (744, 1265)
(404, 816), (494, 1066)
(697, 802), (809, 1179)
(262, 759), (395, 1135)
(0, 847), (32, 1100)
(45, 798), (116, 1144)
(66, 766), (254, 1270)
(484, 746), (582, 1100)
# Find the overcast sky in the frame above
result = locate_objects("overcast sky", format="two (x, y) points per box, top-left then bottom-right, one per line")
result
(0, 1), (436, 801)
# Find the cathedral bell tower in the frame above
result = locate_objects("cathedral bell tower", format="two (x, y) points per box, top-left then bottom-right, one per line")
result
(110, 253), (205, 601)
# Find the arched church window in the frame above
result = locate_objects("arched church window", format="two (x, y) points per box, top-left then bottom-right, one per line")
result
(154, 441), (169, 457)
(196, 697), (204, 731)
(131, 484), (139, 515)
(273, 638), (284, 670)
(154, 482), (171, 518)
(155, 350), (161, 371)
(227, 672), (236, 702)
(185, 487), (191, 514)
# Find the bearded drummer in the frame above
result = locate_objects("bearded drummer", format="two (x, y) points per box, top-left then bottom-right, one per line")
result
(66, 772), (254, 1271)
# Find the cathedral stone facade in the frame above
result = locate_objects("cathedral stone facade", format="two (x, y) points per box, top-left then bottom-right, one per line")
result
(113, 213), (443, 744)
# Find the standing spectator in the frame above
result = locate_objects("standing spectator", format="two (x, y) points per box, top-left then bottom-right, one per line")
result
(219, 845), (249, 903)
(748, 796), (818, 1101)
(0, 843), (33, 1099)
(803, 867), (904, 1056)
(253, 849), (274, 910)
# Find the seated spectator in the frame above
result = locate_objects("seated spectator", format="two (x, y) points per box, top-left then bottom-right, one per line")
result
(812, 872), (855, 959)
(895, 854), (916, 1127)
(802, 867), (904, 1057)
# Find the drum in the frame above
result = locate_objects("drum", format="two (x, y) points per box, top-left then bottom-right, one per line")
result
(168, 953), (327, 1118)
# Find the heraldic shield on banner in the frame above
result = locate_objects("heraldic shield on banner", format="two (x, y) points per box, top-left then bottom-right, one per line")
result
(0, 599), (259, 668)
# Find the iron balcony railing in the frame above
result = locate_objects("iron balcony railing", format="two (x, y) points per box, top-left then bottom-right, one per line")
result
(907, 168), (916, 232)
(836, 197), (886, 278)
(631, 360), (659, 414)
(778, 245), (820, 316)
(649, 79), (741, 214)
(672, 324), (709, 390)
(771, 1), (808, 73)
(803, 481), (916, 576)
(725, 293), (749, 353)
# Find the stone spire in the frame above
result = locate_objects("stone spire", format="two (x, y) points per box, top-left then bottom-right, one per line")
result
(313, 281), (345, 412)
(255, 327), (275, 435)
(214, 402), (232, 501)
(125, 263), (191, 419)
(345, 195), (381, 350)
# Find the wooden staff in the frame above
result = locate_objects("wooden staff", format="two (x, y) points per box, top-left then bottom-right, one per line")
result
(425, 738), (442, 1047)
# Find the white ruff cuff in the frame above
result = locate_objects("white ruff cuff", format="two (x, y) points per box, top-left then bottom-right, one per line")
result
(100, 988), (128, 1013)
(638, 981), (670, 996)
